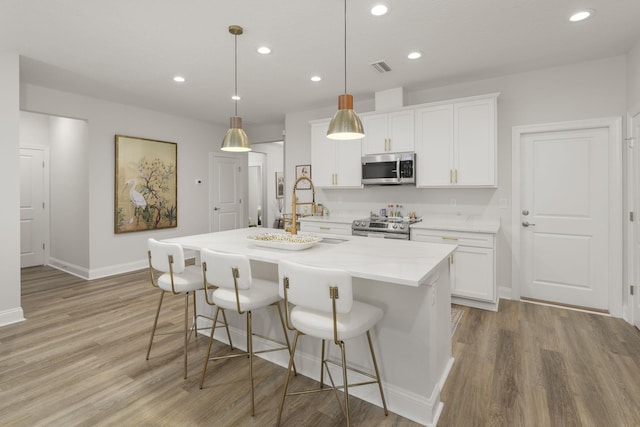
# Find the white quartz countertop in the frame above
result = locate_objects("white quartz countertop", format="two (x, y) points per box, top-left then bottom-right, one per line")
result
(165, 227), (456, 287)
(411, 215), (500, 234)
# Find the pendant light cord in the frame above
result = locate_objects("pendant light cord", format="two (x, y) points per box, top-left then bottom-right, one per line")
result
(343, 0), (347, 94)
(234, 33), (238, 117)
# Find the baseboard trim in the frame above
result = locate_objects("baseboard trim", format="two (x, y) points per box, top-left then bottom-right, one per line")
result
(0, 307), (25, 327)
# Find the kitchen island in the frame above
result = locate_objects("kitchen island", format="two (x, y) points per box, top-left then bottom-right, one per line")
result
(165, 228), (456, 426)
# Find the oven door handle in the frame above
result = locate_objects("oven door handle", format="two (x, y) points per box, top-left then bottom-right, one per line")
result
(396, 158), (401, 181)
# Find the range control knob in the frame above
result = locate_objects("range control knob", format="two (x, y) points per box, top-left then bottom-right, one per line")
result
(354, 221), (359, 226)
(392, 224), (398, 229)
(400, 224), (405, 229)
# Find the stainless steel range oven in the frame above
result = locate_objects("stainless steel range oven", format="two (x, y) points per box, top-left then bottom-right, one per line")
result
(351, 217), (421, 240)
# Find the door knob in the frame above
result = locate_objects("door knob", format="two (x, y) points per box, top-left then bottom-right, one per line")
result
(522, 210), (529, 216)
(522, 221), (536, 227)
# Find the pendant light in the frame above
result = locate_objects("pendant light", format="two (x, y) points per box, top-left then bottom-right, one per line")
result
(326, 0), (364, 140)
(221, 25), (251, 152)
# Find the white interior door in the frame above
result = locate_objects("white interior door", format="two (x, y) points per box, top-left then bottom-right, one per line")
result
(20, 148), (46, 267)
(209, 154), (243, 232)
(520, 127), (610, 311)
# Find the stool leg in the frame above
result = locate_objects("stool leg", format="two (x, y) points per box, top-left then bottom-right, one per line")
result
(320, 339), (326, 389)
(146, 291), (165, 360)
(192, 290), (198, 337)
(275, 302), (297, 375)
(199, 306), (220, 389)
(183, 292), (189, 379)
(220, 308), (233, 350)
(367, 330), (388, 415)
(276, 331), (300, 427)
(247, 311), (255, 416)
(339, 341), (350, 427)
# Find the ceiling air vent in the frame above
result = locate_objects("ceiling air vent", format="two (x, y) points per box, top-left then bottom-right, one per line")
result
(369, 60), (392, 73)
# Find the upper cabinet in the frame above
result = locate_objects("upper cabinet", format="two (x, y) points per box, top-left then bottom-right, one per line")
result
(361, 110), (414, 154)
(415, 94), (498, 188)
(310, 120), (363, 189)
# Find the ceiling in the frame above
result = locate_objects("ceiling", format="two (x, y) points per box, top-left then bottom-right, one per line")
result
(2, 1), (640, 127)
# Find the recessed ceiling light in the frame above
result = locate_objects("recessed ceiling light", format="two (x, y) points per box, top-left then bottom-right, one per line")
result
(257, 46), (271, 54)
(569, 9), (595, 22)
(173, 76), (185, 83)
(232, 95), (241, 100)
(310, 76), (322, 82)
(408, 51), (423, 60)
(371, 4), (388, 16)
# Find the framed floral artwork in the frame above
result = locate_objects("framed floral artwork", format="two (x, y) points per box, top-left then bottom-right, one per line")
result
(114, 135), (177, 233)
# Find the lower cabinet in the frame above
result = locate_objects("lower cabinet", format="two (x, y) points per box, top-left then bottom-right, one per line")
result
(299, 219), (352, 236)
(411, 228), (497, 310)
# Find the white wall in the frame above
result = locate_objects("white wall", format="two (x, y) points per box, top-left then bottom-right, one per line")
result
(627, 39), (640, 110)
(284, 55), (627, 294)
(49, 116), (89, 270)
(21, 84), (228, 278)
(0, 51), (23, 326)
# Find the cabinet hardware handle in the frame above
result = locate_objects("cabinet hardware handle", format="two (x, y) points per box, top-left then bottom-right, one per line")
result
(522, 221), (536, 227)
(320, 226), (330, 230)
(455, 169), (458, 183)
(450, 254), (454, 264)
(442, 236), (458, 241)
(450, 169), (453, 183)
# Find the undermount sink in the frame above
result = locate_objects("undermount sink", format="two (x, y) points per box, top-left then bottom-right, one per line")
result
(320, 237), (349, 244)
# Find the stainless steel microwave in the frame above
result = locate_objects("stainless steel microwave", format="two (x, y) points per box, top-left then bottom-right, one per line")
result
(361, 152), (415, 185)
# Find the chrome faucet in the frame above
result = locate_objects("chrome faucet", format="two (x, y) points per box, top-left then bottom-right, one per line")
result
(285, 176), (316, 235)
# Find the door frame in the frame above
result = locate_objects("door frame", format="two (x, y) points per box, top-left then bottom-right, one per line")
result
(20, 145), (50, 267)
(627, 105), (640, 327)
(511, 117), (623, 317)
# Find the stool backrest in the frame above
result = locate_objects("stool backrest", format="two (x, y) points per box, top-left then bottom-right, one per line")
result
(148, 238), (186, 274)
(200, 248), (252, 290)
(279, 260), (353, 314)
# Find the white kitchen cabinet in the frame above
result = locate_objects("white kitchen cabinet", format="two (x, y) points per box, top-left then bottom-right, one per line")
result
(310, 120), (362, 188)
(411, 228), (497, 311)
(415, 94), (498, 187)
(299, 217), (353, 236)
(361, 110), (414, 154)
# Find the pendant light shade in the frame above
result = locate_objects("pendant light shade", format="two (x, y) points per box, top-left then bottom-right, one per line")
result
(326, 94), (364, 140)
(221, 25), (251, 152)
(221, 116), (250, 151)
(327, 0), (364, 140)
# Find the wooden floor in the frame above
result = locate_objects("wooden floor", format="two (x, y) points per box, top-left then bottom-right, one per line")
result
(2, 266), (639, 426)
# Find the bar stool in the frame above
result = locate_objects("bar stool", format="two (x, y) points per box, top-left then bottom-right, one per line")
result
(146, 238), (231, 379)
(277, 260), (388, 426)
(199, 248), (296, 416)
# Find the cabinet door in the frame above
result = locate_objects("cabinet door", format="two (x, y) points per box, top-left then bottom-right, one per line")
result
(387, 110), (414, 152)
(361, 114), (388, 154)
(415, 104), (454, 187)
(451, 245), (494, 301)
(335, 139), (363, 187)
(454, 98), (496, 186)
(310, 122), (336, 188)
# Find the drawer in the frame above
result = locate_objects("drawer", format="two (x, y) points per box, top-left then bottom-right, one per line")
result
(300, 222), (352, 236)
(410, 228), (494, 248)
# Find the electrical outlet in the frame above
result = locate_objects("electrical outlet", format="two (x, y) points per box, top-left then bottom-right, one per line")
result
(450, 198), (456, 207)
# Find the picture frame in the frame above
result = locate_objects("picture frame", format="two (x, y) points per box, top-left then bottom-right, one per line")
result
(114, 134), (178, 234)
(275, 171), (284, 198)
(295, 164), (312, 189)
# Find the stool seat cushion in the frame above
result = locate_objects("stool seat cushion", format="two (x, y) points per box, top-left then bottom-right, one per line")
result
(291, 301), (383, 341)
(157, 265), (203, 293)
(212, 278), (280, 312)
